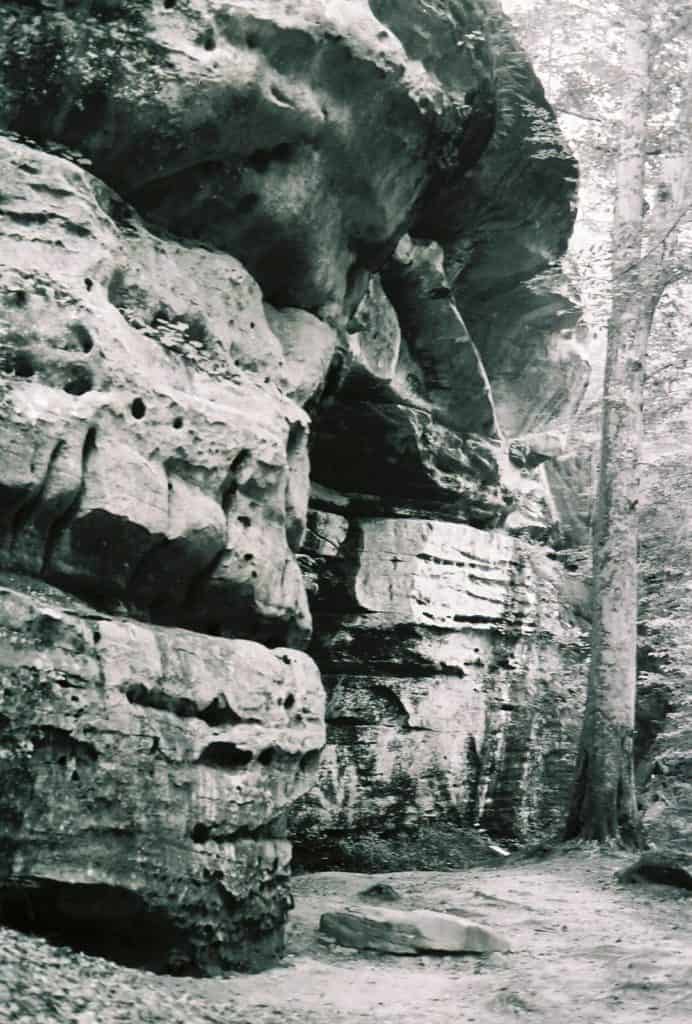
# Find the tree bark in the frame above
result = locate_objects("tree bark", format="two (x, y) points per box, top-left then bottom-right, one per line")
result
(565, 4), (652, 845)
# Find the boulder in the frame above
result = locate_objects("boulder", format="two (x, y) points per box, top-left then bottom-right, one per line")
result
(319, 906), (511, 954)
(0, 577), (325, 973)
(616, 852), (692, 892)
(358, 883), (402, 903)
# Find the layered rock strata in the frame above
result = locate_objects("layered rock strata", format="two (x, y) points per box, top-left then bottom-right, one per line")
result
(0, 0), (589, 965)
(0, 576), (323, 973)
(294, 507), (587, 853)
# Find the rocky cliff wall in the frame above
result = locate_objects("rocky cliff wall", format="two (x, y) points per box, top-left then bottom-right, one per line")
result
(0, 0), (588, 971)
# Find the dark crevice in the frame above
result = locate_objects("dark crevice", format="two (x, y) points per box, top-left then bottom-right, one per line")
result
(0, 881), (183, 974)
(10, 439), (66, 545)
(300, 750), (321, 773)
(198, 694), (245, 728)
(2, 350), (35, 378)
(69, 323), (95, 353)
(123, 684), (256, 728)
(31, 725), (98, 764)
(123, 682), (199, 720)
(41, 426), (97, 578)
(198, 742), (253, 771)
(246, 142), (294, 174)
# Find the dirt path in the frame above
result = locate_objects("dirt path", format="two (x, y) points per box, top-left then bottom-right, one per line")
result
(2, 847), (691, 1023)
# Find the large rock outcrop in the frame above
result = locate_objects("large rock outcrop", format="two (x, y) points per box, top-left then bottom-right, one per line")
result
(0, 576), (323, 973)
(0, 0), (589, 968)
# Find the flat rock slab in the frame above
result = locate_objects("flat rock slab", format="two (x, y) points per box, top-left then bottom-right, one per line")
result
(319, 906), (510, 954)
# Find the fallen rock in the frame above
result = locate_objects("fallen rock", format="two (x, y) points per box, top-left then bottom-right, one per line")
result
(616, 851), (692, 892)
(358, 883), (402, 904)
(319, 906), (510, 954)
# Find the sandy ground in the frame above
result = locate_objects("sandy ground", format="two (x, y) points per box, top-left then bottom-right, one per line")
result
(2, 846), (691, 1024)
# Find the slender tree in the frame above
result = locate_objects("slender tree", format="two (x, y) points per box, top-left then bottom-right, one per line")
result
(503, 0), (692, 842)
(565, 5), (692, 843)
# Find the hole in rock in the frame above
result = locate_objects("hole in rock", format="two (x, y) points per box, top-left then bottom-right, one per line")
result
(5, 351), (35, 378)
(124, 683), (198, 720)
(131, 397), (146, 419)
(270, 84), (292, 106)
(0, 881), (184, 974)
(300, 750), (320, 773)
(173, 415), (184, 429)
(257, 748), (275, 767)
(163, 0), (176, 7)
(284, 694), (295, 710)
(198, 695), (243, 728)
(33, 726), (99, 764)
(246, 142), (293, 174)
(190, 822), (211, 844)
(84, 277), (93, 291)
(13, 289), (27, 307)
(70, 324), (94, 353)
(287, 421), (305, 455)
(246, 31), (259, 48)
(221, 480), (237, 513)
(63, 366), (93, 396)
(198, 742), (253, 770)
(202, 28), (216, 51)
(231, 449), (251, 473)
(237, 515), (251, 528)
(236, 193), (259, 215)
(243, 553), (253, 562)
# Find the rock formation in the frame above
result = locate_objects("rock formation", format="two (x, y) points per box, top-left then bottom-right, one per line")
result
(0, 0), (589, 971)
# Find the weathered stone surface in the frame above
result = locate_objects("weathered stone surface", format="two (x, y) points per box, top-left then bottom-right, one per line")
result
(319, 906), (511, 954)
(295, 518), (587, 846)
(0, 0), (490, 313)
(0, 576), (325, 972)
(0, 138), (312, 646)
(348, 518), (522, 628)
(380, 237), (499, 439)
(463, 271), (590, 444)
(0, 0), (589, 962)
(264, 305), (338, 407)
(310, 402), (511, 526)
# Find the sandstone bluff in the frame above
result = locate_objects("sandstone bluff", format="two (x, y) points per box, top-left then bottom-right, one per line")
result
(0, 0), (590, 973)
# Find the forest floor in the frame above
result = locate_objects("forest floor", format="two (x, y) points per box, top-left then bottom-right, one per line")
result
(1, 845), (691, 1024)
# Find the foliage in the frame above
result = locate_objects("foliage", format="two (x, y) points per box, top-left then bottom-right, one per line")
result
(293, 822), (506, 874)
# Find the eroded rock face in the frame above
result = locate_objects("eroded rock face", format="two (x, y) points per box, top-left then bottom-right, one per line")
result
(0, 0), (589, 964)
(0, 138), (314, 645)
(293, 513), (586, 849)
(0, 135), (327, 970)
(0, 576), (324, 973)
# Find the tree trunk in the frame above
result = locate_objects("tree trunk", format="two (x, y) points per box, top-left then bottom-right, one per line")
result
(565, 4), (652, 846)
